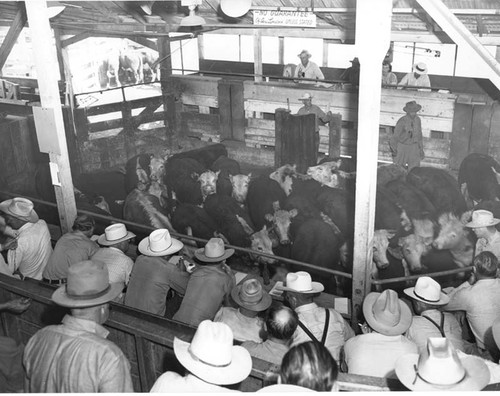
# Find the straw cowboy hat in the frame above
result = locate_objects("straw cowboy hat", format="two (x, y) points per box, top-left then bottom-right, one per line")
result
(97, 223), (135, 246)
(257, 384), (314, 392)
(404, 276), (450, 306)
(278, 271), (324, 294)
(231, 278), (272, 312)
(194, 237), (234, 263)
(395, 337), (489, 391)
(173, 320), (252, 385)
(0, 198), (38, 223)
(363, 289), (412, 336)
(138, 228), (183, 257)
(466, 209), (500, 228)
(413, 62), (428, 74)
(403, 100), (422, 113)
(52, 260), (123, 308)
(297, 49), (312, 58)
(299, 92), (313, 101)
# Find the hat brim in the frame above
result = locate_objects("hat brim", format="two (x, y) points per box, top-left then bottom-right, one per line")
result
(277, 282), (324, 294)
(403, 287), (450, 305)
(138, 236), (183, 256)
(466, 218), (500, 228)
(97, 231), (135, 246)
(231, 286), (272, 312)
(363, 292), (412, 336)
(403, 105), (422, 113)
(257, 384), (314, 392)
(194, 248), (234, 263)
(51, 282), (123, 308)
(173, 337), (252, 385)
(0, 200), (39, 223)
(395, 353), (489, 391)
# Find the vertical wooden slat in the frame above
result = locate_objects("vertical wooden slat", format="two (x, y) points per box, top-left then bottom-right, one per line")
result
(278, 36), (284, 65)
(274, 109), (288, 168)
(449, 101), (473, 170)
(254, 30), (263, 82)
(469, 103), (493, 154)
(230, 81), (245, 142)
(218, 80), (232, 140)
(329, 113), (342, 158)
(158, 35), (175, 145)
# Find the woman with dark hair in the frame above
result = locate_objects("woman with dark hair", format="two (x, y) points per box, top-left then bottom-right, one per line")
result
(280, 341), (339, 391)
(382, 61), (398, 86)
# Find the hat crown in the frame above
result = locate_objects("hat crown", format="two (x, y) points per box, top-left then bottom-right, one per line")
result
(372, 289), (401, 328)
(149, 229), (172, 252)
(189, 320), (234, 367)
(204, 238), (226, 259)
(299, 93), (312, 100)
(472, 210), (495, 226)
(239, 279), (264, 304)
(417, 338), (466, 385)
(298, 49), (311, 58)
(104, 223), (128, 242)
(8, 198), (34, 217)
(66, 260), (110, 299)
(414, 62), (428, 73)
(285, 271), (314, 292)
(414, 277), (441, 302)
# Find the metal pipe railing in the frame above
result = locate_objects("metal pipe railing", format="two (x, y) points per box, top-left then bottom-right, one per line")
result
(371, 266), (473, 285)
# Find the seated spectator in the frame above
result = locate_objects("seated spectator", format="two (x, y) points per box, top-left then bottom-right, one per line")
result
(343, 289), (417, 378)
(395, 337), (489, 391)
(466, 210), (500, 260)
(124, 229), (184, 316)
(242, 304), (298, 365)
(42, 214), (99, 284)
(150, 320), (252, 392)
(0, 197), (52, 280)
(381, 60), (398, 86)
(279, 271), (354, 362)
(92, 223), (135, 286)
(280, 341), (339, 391)
(404, 276), (465, 353)
(0, 297), (30, 392)
(214, 278), (271, 343)
(444, 251), (500, 360)
(23, 260), (133, 392)
(173, 238), (236, 327)
(398, 62), (431, 88)
(341, 57), (360, 86)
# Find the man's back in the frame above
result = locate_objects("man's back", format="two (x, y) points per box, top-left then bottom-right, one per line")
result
(23, 315), (133, 393)
(92, 247), (134, 285)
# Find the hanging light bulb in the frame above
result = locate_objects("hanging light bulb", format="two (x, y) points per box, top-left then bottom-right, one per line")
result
(180, 0), (205, 27)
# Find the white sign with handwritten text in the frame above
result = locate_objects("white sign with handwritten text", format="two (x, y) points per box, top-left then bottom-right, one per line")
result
(253, 10), (316, 27)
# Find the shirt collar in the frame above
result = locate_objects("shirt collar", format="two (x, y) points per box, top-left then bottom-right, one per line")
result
(62, 314), (109, 338)
(18, 222), (34, 232)
(295, 302), (318, 313)
(107, 246), (124, 254)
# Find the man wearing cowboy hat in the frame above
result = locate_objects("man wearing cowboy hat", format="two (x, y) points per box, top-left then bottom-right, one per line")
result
(466, 209), (500, 260)
(343, 289), (417, 378)
(214, 277), (271, 343)
(91, 223), (135, 287)
(172, 238), (236, 327)
(279, 271), (354, 362)
(398, 61), (431, 88)
(23, 260), (133, 392)
(0, 197), (52, 280)
(151, 320), (252, 392)
(389, 100), (425, 171)
(242, 304), (299, 365)
(294, 49), (324, 83)
(404, 276), (465, 354)
(124, 228), (184, 316)
(444, 251), (500, 360)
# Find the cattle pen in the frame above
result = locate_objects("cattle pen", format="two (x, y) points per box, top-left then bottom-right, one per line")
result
(2, 0), (500, 391)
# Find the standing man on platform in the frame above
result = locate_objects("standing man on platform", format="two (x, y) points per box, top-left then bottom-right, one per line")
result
(294, 50), (324, 84)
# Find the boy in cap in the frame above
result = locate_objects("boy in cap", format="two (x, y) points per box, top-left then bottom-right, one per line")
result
(23, 260), (133, 392)
(343, 289), (417, 378)
(466, 209), (500, 260)
(389, 100), (425, 171)
(214, 277), (271, 343)
(0, 197), (52, 280)
(398, 61), (431, 88)
(294, 49), (324, 83)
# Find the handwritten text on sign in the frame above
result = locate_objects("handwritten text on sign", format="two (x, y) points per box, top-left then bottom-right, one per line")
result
(253, 10), (316, 27)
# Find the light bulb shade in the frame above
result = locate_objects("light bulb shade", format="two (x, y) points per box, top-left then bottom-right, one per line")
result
(220, 0), (251, 18)
(180, 6), (206, 26)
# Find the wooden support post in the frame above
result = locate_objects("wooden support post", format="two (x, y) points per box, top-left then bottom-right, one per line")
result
(0, 3), (27, 72)
(279, 37), (284, 65)
(351, 0), (393, 326)
(328, 113), (342, 158)
(254, 30), (263, 82)
(53, 28), (65, 90)
(198, 34), (204, 61)
(158, 35), (175, 146)
(25, 0), (76, 233)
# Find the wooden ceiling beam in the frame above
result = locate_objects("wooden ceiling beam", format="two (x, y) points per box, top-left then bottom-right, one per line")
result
(0, 3), (27, 71)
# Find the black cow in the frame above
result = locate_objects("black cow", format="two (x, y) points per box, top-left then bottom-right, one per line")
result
(125, 153), (166, 194)
(172, 203), (218, 248)
(164, 157), (205, 205)
(247, 176), (287, 232)
(169, 144), (228, 169)
(211, 156), (241, 198)
(458, 153), (500, 206)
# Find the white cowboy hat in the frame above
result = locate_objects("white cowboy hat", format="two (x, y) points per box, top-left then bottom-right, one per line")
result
(277, 271), (324, 294)
(173, 320), (252, 385)
(413, 62), (428, 74)
(231, 278), (272, 312)
(466, 209), (500, 228)
(297, 49), (312, 58)
(97, 223), (135, 246)
(0, 198), (38, 223)
(363, 289), (412, 336)
(194, 237), (234, 263)
(52, 260), (123, 308)
(257, 384), (314, 392)
(396, 338), (489, 391)
(404, 276), (449, 305)
(138, 229), (183, 257)
(299, 92), (313, 101)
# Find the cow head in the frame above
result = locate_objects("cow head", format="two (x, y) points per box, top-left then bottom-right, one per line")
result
(433, 212), (470, 250)
(264, 201), (297, 245)
(149, 155), (166, 182)
(270, 164), (298, 196)
(249, 225), (276, 265)
(306, 161), (342, 188)
(398, 233), (426, 273)
(198, 170), (219, 200)
(372, 229), (396, 270)
(229, 173), (252, 204)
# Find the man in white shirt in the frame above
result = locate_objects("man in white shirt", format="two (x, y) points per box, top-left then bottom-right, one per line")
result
(465, 210), (500, 261)
(294, 50), (324, 84)
(0, 198), (52, 280)
(398, 62), (431, 88)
